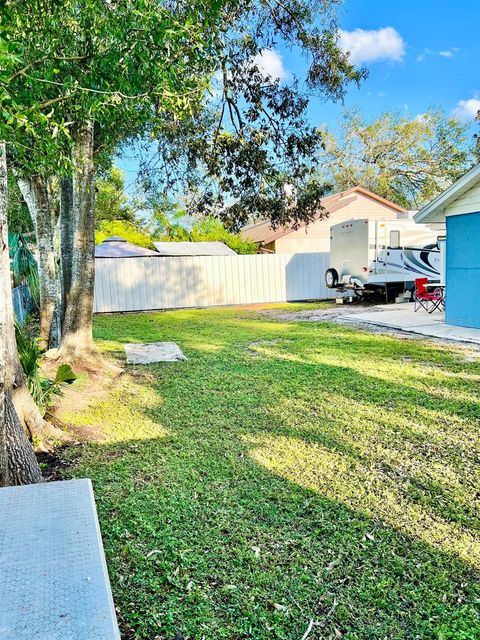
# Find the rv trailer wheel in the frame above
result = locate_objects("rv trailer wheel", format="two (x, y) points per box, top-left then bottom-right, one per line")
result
(325, 268), (339, 288)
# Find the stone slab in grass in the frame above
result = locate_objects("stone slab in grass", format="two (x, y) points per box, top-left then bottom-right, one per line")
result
(124, 341), (187, 364)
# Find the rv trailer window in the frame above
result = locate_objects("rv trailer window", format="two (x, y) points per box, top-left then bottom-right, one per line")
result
(390, 230), (401, 248)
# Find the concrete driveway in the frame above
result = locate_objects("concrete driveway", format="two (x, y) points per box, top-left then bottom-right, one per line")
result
(343, 303), (480, 345)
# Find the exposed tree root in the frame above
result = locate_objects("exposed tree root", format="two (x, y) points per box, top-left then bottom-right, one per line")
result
(5, 392), (43, 485)
(11, 384), (73, 452)
(49, 341), (123, 377)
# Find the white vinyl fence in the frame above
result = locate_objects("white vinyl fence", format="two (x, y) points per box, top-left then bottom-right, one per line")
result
(93, 252), (331, 313)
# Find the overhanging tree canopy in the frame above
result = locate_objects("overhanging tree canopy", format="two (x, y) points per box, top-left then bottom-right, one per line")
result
(318, 109), (474, 209)
(131, 0), (366, 230)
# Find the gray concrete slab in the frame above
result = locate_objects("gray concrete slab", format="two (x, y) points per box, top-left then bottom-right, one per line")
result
(343, 304), (480, 345)
(124, 341), (187, 364)
(0, 478), (120, 640)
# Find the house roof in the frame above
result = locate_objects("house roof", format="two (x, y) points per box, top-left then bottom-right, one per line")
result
(95, 236), (158, 258)
(240, 186), (406, 245)
(153, 241), (236, 256)
(414, 163), (480, 224)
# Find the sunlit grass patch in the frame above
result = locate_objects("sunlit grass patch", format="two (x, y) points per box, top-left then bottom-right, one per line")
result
(63, 374), (169, 443)
(60, 305), (480, 639)
(244, 433), (480, 567)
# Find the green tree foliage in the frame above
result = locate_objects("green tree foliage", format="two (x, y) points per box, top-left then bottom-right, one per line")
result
(3, 0), (226, 160)
(475, 110), (480, 161)
(150, 199), (191, 242)
(149, 197), (257, 252)
(95, 220), (153, 249)
(138, 0), (365, 230)
(190, 217), (257, 254)
(8, 232), (40, 307)
(95, 167), (152, 246)
(95, 167), (135, 226)
(15, 322), (76, 415)
(319, 109), (474, 209)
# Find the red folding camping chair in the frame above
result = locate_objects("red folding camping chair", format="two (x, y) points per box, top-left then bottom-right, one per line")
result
(413, 277), (443, 313)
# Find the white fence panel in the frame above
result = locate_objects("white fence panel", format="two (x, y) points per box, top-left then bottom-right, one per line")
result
(93, 252), (331, 313)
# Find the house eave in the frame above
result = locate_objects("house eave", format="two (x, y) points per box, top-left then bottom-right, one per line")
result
(414, 163), (480, 224)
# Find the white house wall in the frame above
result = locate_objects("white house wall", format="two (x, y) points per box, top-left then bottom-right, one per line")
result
(94, 253), (331, 313)
(274, 193), (399, 253)
(445, 181), (480, 216)
(275, 236), (330, 253)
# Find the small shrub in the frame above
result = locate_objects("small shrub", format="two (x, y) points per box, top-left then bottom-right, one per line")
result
(15, 322), (77, 414)
(190, 217), (257, 254)
(9, 231), (40, 308)
(95, 220), (154, 249)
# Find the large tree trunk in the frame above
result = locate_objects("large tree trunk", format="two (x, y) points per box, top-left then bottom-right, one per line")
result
(5, 393), (43, 485)
(0, 142), (43, 484)
(3, 233), (64, 446)
(0, 378), (7, 488)
(0, 182), (7, 487)
(60, 176), (74, 325)
(17, 175), (61, 349)
(55, 122), (113, 369)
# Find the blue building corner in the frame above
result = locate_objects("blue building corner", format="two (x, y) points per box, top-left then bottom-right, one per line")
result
(446, 211), (480, 329)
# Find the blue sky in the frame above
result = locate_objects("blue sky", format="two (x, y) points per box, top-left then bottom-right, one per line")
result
(283, 0), (480, 128)
(118, 0), (480, 188)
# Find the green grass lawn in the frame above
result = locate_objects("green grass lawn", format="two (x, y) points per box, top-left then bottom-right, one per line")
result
(62, 305), (480, 639)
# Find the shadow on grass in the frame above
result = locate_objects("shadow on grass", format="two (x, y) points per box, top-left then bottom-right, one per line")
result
(75, 309), (480, 639)
(70, 432), (479, 640)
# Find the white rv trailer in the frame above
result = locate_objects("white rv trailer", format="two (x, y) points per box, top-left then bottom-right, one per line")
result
(325, 218), (444, 295)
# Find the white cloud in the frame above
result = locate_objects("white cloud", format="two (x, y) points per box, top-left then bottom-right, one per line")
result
(452, 98), (480, 121)
(338, 27), (406, 64)
(417, 47), (459, 62)
(414, 113), (436, 124)
(439, 47), (459, 58)
(252, 49), (290, 81)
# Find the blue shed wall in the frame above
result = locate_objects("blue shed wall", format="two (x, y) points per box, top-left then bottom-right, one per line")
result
(446, 211), (480, 328)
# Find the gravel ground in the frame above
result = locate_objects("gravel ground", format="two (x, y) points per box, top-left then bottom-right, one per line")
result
(262, 303), (480, 356)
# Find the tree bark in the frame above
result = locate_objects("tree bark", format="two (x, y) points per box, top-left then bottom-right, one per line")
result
(60, 176), (74, 325)
(4, 239), (63, 446)
(0, 141), (43, 484)
(0, 364), (7, 486)
(0, 162), (7, 486)
(5, 392), (43, 485)
(17, 175), (61, 349)
(0, 383), (7, 488)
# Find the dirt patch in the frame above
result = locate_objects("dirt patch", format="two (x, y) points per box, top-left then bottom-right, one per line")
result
(263, 303), (480, 353)
(42, 351), (123, 378)
(128, 368), (158, 384)
(262, 303), (378, 323)
(461, 353), (480, 363)
(66, 422), (106, 442)
(37, 446), (80, 481)
(37, 357), (125, 450)
(51, 367), (121, 421)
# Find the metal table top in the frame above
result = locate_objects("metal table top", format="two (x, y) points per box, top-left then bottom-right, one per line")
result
(0, 478), (120, 640)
